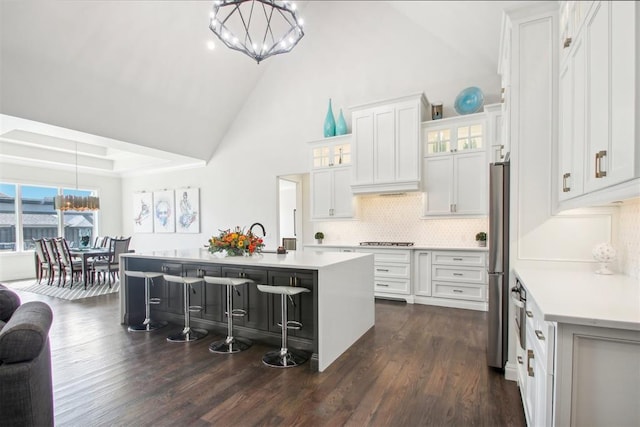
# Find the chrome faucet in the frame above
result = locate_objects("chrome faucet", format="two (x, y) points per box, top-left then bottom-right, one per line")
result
(249, 222), (266, 237)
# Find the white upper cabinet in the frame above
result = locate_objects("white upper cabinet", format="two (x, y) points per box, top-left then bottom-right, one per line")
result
(308, 135), (354, 220)
(557, 1), (639, 209)
(351, 93), (429, 194)
(422, 114), (488, 216)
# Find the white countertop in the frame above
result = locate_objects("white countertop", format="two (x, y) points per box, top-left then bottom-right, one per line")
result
(304, 243), (489, 252)
(122, 248), (372, 270)
(515, 267), (640, 331)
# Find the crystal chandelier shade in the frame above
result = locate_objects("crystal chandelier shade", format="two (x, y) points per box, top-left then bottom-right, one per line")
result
(209, 0), (304, 64)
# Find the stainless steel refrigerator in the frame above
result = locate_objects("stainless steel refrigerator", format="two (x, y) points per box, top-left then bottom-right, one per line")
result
(487, 160), (510, 369)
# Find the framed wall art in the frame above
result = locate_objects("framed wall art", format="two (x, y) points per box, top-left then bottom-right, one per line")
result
(153, 190), (175, 233)
(132, 191), (153, 233)
(175, 188), (200, 233)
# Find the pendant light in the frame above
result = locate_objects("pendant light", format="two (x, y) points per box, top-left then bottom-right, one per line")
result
(209, 0), (305, 64)
(54, 143), (100, 211)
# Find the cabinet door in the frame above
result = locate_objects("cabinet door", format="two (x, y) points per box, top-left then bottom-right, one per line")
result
(454, 151), (487, 215)
(414, 251), (432, 296)
(267, 270), (315, 340)
(352, 110), (374, 185)
(423, 155), (453, 215)
(311, 169), (332, 219)
(222, 267), (269, 330)
(396, 101), (421, 182)
(373, 105), (396, 183)
(332, 167), (353, 217)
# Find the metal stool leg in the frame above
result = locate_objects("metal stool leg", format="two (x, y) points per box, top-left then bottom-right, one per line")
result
(209, 284), (251, 353)
(262, 293), (308, 368)
(167, 281), (208, 342)
(128, 276), (167, 332)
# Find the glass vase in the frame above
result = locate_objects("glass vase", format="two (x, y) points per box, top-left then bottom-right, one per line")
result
(324, 98), (336, 137)
(336, 108), (348, 135)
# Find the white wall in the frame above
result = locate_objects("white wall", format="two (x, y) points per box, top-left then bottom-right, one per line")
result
(0, 162), (122, 280)
(121, 1), (502, 253)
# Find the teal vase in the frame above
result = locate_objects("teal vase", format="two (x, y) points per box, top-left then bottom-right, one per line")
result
(324, 99), (336, 137)
(336, 108), (348, 135)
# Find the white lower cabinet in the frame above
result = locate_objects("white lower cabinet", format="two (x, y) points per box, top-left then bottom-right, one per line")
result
(356, 248), (412, 303)
(414, 250), (487, 311)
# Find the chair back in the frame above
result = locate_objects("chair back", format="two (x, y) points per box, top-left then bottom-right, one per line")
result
(54, 238), (74, 268)
(108, 237), (131, 264)
(43, 239), (59, 266)
(33, 239), (50, 265)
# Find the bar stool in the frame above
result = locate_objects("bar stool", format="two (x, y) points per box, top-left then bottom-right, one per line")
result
(124, 270), (168, 332)
(203, 276), (254, 353)
(163, 274), (208, 342)
(256, 284), (310, 368)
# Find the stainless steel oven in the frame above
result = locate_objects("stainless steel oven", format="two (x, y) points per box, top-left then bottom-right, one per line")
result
(511, 279), (526, 350)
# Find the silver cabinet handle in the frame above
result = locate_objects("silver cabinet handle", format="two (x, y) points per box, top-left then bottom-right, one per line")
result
(595, 150), (607, 178)
(453, 273), (463, 276)
(526, 310), (533, 318)
(453, 257), (464, 261)
(453, 289), (463, 293)
(563, 37), (572, 48)
(376, 268), (389, 272)
(517, 356), (523, 365)
(376, 283), (389, 287)
(527, 349), (535, 377)
(535, 330), (545, 340)
(562, 172), (571, 192)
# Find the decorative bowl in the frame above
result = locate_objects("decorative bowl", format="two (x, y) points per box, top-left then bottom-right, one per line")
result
(454, 86), (484, 115)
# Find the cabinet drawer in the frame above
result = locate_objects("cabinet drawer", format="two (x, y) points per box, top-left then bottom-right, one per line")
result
(358, 249), (412, 263)
(432, 265), (486, 284)
(432, 251), (486, 266)
(432, 282), (486, 301)
(374, 278), (410, 294)
(525, 297), (555, 369)
(374, 263), (410, 279)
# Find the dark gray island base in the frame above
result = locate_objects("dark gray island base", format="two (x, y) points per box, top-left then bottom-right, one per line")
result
(120, 249), (375, 372)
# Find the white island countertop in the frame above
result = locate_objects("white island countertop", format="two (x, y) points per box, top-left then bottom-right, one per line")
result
(122, 248), (372, 270)
(304, 243), (489, 252)
(514, 268), (640, 331)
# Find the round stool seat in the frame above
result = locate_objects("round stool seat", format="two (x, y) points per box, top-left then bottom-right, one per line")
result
(124, 270), (167, 332)
(256, 285), (310, 296)
(257, 284), (310, 368)
(163, 274), (208, 342)
(204, 276), (254, 353)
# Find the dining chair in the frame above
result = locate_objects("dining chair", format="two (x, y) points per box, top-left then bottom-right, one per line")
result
(33, 239), (54, 285)
(43, 238), (62, 286)
(92, 237), (131, 287)
(54, 238), (83, 288)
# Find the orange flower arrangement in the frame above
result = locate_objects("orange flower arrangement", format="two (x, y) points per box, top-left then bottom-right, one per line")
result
(208, 226), (264, 256)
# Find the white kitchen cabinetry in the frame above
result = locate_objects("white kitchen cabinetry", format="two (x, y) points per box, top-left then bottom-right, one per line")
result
(413, 251), (431, 296)
(522, 293), (555, 427)
(308, 135), (354, 220)
(557, 1), (639, 208)
(485, 103), (506, 162)
(415, 250), (487, 311)
(351, 93), (429, 194)
(422, 114), (487, 216)
(356, 248), (413, 303)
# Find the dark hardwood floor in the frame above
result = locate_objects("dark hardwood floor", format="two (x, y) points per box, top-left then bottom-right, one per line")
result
(11, 285), (525, 426)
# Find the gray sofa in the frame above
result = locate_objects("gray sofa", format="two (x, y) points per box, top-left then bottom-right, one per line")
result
(0, 284), (54, 427)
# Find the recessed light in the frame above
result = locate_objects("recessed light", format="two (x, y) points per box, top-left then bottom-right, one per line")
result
(207, 40), (216, 50)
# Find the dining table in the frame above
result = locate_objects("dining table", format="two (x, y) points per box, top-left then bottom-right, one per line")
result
(69, 247), (113, 289)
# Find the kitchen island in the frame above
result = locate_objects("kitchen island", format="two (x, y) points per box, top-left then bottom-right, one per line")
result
(119, 249), (374, 372)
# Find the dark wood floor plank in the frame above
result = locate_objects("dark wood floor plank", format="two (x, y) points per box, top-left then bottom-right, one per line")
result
(7, 286), (525, 426)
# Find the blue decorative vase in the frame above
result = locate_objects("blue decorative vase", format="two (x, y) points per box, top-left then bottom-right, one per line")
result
(324, 99), (336, 137)
(336, 108), (348, 135)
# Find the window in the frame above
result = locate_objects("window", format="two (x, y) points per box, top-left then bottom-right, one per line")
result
(0, 182), (98, 253)
(0, 184), (17, 252)
(21, 185), (59, 250)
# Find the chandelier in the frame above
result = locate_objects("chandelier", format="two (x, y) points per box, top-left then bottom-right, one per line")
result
(209, 0), (305, 64)
(54, 143), (100, 211)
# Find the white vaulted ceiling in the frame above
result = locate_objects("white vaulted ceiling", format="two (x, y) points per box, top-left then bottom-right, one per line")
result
(0, 0), (536, 175)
